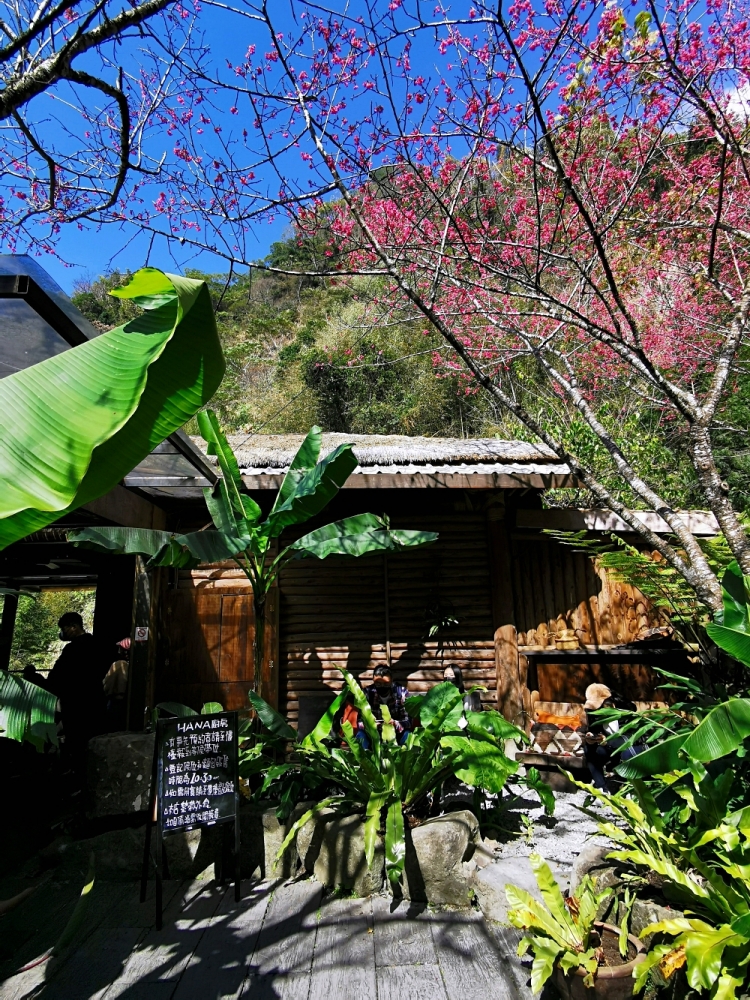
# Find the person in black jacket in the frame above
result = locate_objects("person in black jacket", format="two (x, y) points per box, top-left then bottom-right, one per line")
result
(47, 612), (108, 787)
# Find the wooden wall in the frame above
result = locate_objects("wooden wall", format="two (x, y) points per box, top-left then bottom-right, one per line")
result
(503, 529), (662, 718)
(508, 530), (657, 647)
(156, 570), (278, 711)
(152, 492), (663, 726)
(279, 508), (496, 729)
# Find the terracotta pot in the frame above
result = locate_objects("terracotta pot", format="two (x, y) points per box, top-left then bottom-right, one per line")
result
(551, 922), (646, 1000)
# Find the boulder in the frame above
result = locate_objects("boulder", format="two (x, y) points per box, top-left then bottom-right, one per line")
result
(569, 842), (615, 893)
(86, 732), (155, 819)
(297, 811), (383, 897)
(261, 800), (314, 879)
(397, 810), (479, 906)
(473, 855), (565, 924)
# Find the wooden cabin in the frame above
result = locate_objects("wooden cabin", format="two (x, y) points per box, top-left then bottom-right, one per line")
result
(0, 256), (717, 748)
(131, 434), (717, 735)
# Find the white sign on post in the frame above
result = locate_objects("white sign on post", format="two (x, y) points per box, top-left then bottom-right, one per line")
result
(134, 626), (149, 642)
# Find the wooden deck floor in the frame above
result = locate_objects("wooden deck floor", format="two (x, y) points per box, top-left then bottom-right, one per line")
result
(1, 877), (534, 1000)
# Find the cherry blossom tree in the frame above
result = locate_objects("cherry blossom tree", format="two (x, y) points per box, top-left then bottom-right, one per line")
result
(0, 0), (209, 250)
(143, 0), (748, 611)
(8, 0), (750, 611)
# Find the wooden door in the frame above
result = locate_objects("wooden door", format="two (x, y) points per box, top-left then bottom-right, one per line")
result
(158, 588), (256, 711)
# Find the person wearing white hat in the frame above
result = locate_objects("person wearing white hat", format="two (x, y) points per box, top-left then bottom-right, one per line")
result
(582, 683), (639, 789)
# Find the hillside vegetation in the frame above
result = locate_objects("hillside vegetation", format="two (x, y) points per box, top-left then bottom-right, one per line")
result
(71, 237), (750, 515)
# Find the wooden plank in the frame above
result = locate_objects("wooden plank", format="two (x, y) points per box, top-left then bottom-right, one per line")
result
(219, 595), (251, 682)
(372, 898), (439, 967)
(251, 880), (322, 978)
(376, 965), (448, 1000)
(308, 898), (376, 1000)
(430, 912), (522, 1000)
(173, 882), (271, 1000)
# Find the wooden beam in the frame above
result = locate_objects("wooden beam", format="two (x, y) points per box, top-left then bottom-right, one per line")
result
(82, 485), (167, 530)
(516, 508), (719, 536)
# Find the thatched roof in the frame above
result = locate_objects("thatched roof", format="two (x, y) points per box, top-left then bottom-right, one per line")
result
(192, 433), (563, 474)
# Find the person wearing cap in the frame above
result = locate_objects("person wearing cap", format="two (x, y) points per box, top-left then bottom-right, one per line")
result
(358, 665), (411, 748)
(46, 612), (109, 788)
(583, 683), (638, 790)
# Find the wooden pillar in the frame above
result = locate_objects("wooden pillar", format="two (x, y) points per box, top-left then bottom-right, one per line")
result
(126, 557), (162, 731)
(487, 496), (523, 725)
(260, 584), (280, 709)
(0, 593), (18, 671)
(93, 555), (136, 654)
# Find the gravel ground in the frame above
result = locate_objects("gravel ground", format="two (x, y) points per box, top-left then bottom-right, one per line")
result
(485, 786), (612, 883)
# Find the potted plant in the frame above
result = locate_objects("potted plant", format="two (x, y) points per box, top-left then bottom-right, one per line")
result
(506, 853), (645, 999)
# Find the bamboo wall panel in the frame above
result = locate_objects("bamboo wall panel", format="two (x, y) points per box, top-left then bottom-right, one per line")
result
(509, 532), (658, 645)
(278, 512), (496, 727)
(508, 531), (661, 704)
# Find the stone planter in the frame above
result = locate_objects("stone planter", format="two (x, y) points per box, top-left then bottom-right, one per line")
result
(294, 806), (479, 903)
(396, 810), (479, 906)
(552, 923), (646, 1000)
(86, 732), (155, 819)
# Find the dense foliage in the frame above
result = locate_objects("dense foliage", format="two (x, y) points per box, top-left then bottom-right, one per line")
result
(8, 589), (95, 675)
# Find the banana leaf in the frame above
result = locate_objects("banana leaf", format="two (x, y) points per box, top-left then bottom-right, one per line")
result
(292, 522), (438, 560)
(248, 690), (297, 741)
(615, 731), (689, 778)
(68, 525), (245, 568)
(0, 269), (224, 550)
(706, 561), (750, 668)
(682, 699), (750, 761)
(272, 425), (323, 510)
(262, 444), (358, 537)
(0, 670), (57, 749)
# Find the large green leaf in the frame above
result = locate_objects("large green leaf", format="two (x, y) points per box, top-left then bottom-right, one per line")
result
(291, 517), (438, 560)
(300, 690), (347, 748)
(0, 269), (224, 550)
(464, 710), (525, 742)
(272, 426), (322, 511)
(198, 411), (261, 530)
(441, 734), (518, 792)
(385, 798), (406, 885)
(615, 731), (689, 778)
(0, 670), (57, 749)
(262, 444), (358, 537)
(337, 665), (381, 751)
(706, 561), (750, 667)
(68, 525), (245, 568)
(248, 690), (297, 741)
(706, 623), (750, 670)
(681, 699), (750, 761)
(364, 790), (389, 867)
(418, 681), (464, 729)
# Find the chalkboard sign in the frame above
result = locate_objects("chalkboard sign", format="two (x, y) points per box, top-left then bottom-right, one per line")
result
(141, 710), (241, 928)
(158, 711), (238, 833)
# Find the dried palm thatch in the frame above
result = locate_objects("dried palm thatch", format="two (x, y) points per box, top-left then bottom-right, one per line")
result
(193, 433), (560, 471)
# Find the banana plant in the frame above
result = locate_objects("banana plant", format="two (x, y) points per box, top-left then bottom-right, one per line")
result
(69, 414), (438, 697)
(0, 670), (57, 750)
(0, 268), (224, 550)
(0, 267), (224, 749)
(258, 669), (527, 886)
(616, 560), (750, 778)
